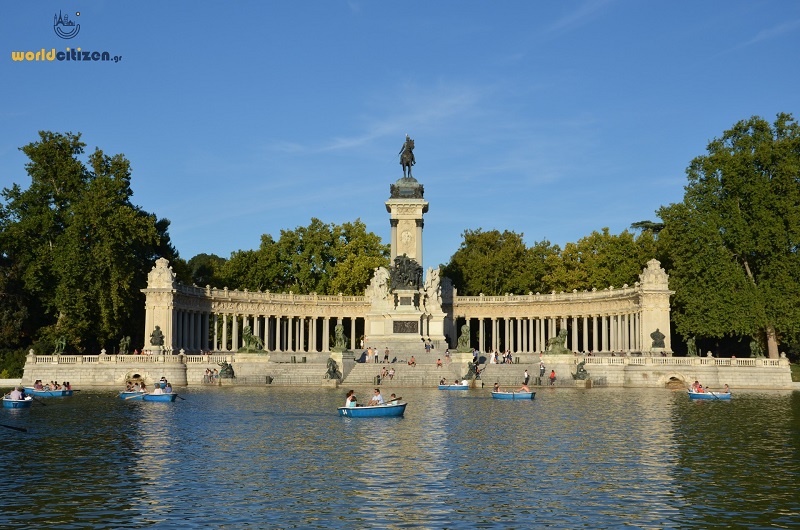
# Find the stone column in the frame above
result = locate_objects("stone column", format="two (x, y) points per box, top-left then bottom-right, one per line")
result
(582, 316), (588, 353)
(232, 314), (239, 352)
(350, 317), (356, 352)
(592, 315), (598, 353)
(601, 315), (609, 352)
(571, 316), (578, 353)
(212, 313), (218, 351)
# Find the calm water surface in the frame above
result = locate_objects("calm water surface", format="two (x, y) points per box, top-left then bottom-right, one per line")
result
(1, 386), (798, 529)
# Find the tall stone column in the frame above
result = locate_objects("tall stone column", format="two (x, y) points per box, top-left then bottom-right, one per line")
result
(232, 314), (239, 352)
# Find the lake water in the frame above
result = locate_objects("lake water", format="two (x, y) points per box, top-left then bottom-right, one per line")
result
(1, 386), (798, 529)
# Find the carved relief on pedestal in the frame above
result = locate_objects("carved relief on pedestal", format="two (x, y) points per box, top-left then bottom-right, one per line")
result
(398, 219), (416, 256)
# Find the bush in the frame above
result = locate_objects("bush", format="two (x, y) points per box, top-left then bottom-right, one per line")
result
(0, 348), (27, 378)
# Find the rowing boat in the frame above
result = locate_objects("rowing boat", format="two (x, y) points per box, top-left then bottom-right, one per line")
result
(438, 384), (469, 390)
(2, 396), (33, 409)
(120, 391), (179, 402)
(491, 391), (535, 400)
(687, 390), (731, 401)
(338, 401), (406, 417)
(24, 387), (74, 398)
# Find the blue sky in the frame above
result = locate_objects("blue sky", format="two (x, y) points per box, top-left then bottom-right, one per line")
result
(2, 1), (799, 270)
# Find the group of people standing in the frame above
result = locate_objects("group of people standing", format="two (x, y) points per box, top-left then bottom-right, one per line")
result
(203, 368), (220, 384)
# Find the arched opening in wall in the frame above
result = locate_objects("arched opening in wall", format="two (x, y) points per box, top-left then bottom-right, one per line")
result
(126, 372), (144, 385)
(665, 376), (685, 389)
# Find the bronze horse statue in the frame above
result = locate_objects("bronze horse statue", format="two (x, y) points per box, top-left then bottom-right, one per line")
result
(399, 135), (415, 178)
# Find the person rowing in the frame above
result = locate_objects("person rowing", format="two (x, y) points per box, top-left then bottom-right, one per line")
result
(367, 388), (385, 406)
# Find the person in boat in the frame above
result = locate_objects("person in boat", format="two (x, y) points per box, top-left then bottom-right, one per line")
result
(345, 390), (357, 408)
(8, 387), (24, 400)
(163, 382), (173, 393)
(440, 377), (447, 385)
(388, 393), (398, 403)
(368, 388), (385, 406)
(451, 380), (462, 386)
(691, 380), (701, 392)
(151, 384), (164, 395)
(493, 382), (500, 392)
(723, 384), (730, 393)
(515, 383), (531, 393)
(140, 383), (147, 393)
(33, 380), (43, 390)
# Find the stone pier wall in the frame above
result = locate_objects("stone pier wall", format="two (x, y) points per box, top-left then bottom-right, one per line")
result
(20, 352), (793, 389)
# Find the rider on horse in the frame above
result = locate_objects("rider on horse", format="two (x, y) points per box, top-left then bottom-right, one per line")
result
(399, 135), (415, 178)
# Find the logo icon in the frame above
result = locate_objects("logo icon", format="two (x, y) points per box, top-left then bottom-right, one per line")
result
(54, 10), (80, 39)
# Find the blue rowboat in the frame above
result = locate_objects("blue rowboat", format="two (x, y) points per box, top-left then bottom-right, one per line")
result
(338, 401), (406, 417)
(3, 396), (33, 409)
(120, 391), (178, 402)
(491, 391), (535, 400)
(24, 387), (73, 398)
(438, 384), (469, 390)
(687, 390), (731, 401)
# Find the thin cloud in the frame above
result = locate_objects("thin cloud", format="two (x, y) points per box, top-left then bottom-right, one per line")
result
(734, 18), (800, 49)
(544, 0), (615, 35)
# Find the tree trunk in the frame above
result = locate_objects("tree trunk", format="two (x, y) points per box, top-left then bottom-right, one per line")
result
(765, 324), (779, 359)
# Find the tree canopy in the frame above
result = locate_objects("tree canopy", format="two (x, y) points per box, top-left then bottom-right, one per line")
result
(218, 218), (389, 295)
(658, 114), (800, 358)
(441, 228), (656, 296)
(0, 131), (181, 353)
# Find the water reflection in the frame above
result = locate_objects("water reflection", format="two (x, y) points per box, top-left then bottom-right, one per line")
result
(0, 386), (797, 528)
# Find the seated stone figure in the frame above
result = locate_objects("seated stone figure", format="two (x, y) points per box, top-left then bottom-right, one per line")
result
(572, 361), (590, 380)
(324, 357), (342, 380)
(218, 361), (235, 379)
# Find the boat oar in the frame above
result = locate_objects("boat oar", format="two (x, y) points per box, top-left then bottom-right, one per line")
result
(0, 423), (28, 433)
(174, 394), (186, 400)
(30, 396), (47, 406)
(124, 393), (144, 400)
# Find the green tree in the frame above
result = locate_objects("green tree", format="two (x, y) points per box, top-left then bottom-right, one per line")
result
(443, 229), (550, 295)
(220, 219), (389, 295)
(0, 131), (181, 353)
(658, 114), (800, 358)
(188, 253), (227, 287)
(543, 228), (658, 291)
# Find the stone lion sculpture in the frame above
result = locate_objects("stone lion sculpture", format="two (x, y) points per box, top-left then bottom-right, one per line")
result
(456, 324), (471, 352)
(546, 328), (569, 355)
(239, 325), (264, 353)
(331, 323), (347, 352)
